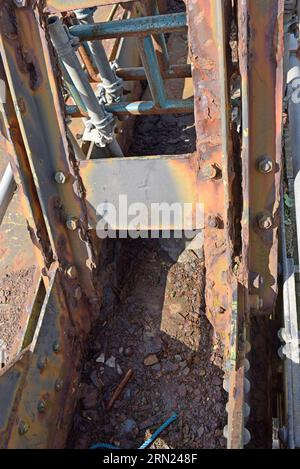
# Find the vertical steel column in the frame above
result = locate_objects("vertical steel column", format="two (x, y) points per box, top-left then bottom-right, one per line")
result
(142, 0), (170, 71)
(238, 0), (284, 448)
(0, 3), (98, 302)
(137, 35), (166, 107)
(187, 0), (246, 449)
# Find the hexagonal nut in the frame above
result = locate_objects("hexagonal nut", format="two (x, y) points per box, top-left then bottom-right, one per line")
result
(19, 421), (29, 435)
(202, 164), (219, 180)
(54, 171), (67, 184)
(66, 218), (78, 231)
(257, 213), (273, 230)
(257, 157), (273, 174)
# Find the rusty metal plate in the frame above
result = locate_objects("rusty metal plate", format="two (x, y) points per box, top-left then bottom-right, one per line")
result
(0, 269), (85, 449)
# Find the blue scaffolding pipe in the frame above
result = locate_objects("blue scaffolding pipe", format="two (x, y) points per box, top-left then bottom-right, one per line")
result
(66, 98), (194, 117)
(69, 12), (187, 42)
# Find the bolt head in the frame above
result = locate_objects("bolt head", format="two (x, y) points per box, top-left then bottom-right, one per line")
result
(258, 213), (273, 230)
(55, 379), (63, 392)
(203, 164), (219, 180)
(66, 218), (78, 231)
(19, 421), (29, 435)
(54, 171), (67, 184)
(53, 341), (61, 353)
(37, 400), (46, 413)
(258, 158), (273, 174)
(207, 215), (221, 229)
(66, 265), (77, 280)
(37, 357), (47, 370)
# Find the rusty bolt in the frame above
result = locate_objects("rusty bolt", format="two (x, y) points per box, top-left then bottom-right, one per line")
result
(55, 379), (63, 392)
(74, 286), (82, 301)
(53, 341), (61, 353)
(207, 215), (222, 229)
(37, 400), (46, 413)
(66, 265), (77, 280)
(19, 421), (29, 436)
(37, 357), (47, 370)
(203, 164), (220, 180)
(257, 213), (273, 230)
(66, 217), (78, 231)
(212, 306), (226, 315)
(54, 171), (67, 184)
(257, 157), (273, 174)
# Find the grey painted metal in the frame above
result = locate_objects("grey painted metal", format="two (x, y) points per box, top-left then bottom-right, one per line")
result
(48, 16), (123, 156)
(136, 35), (166, 107)
(0, 164), (16, 226)
(79, 155), (203, 232)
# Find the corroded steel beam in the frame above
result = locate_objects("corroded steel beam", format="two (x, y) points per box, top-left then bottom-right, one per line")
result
(0, 1), (101, 449)
(44, 0), (135, 13)
(187, 0), (243, 449)
(237, 0), (284, 448)
(238, 0), (284, 316)
(69, 12), (187, 41)
(0, 1), (98, 302)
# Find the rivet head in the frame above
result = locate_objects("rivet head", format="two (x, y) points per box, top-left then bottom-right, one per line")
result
(203, 164), (220, 180)
(37, 400), (46, 413)
(66, 218), (78, 231)
(54, 171), (67, 184)
(257, 213), (273, 230)
(53, 341), (61, 353)
(207, 215), (222, 229)
(258, 157), (273, 174)
(19, 421), (29, 435)
(37, 357), (47, 370)
(66, 265), (77, 280)
(55, 379), (63, 392)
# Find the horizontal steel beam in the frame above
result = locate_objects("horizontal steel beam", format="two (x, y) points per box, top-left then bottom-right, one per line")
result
(45, 0), (134, 13)
(79, 154), (202, 231)
(116, 64), (192, 81)
(69, 12), (187, 41)
(67, 98), (194, 117)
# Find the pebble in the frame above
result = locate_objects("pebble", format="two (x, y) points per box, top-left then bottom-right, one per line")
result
(124, 347), (133, 357)
(144, 354), (159, 366)
(81, 386), (99, 410)
(121, 419), (137, 434)
(96, 353), (105, 364)
(105, 356), (116, 368)
(116, 364), (123, 376)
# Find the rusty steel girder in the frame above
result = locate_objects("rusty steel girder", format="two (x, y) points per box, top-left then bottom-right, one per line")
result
(0, 0), (99, 448)
(187, 0), (243, 448)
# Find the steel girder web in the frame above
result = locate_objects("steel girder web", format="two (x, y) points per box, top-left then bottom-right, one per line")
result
(0, 1), (100, 448)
